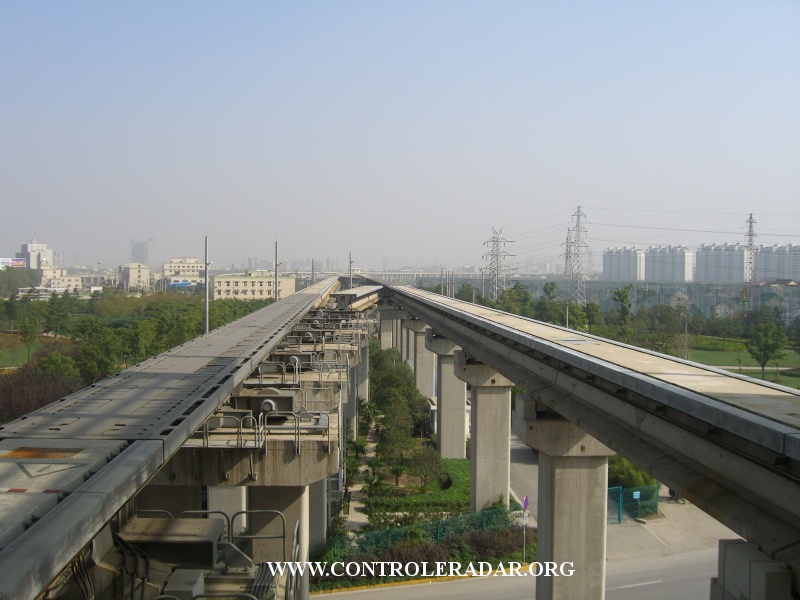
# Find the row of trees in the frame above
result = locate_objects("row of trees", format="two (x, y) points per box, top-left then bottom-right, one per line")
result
(426, 281), (800, 381)
(351, 338), (449, 530)
(0, 288), (274, 422)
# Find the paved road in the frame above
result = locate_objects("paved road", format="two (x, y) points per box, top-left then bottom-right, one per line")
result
(321, 548), (717, 599)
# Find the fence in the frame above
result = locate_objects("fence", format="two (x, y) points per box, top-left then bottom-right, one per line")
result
(329, 507), (512, 560)
(607, 484), (661, 524)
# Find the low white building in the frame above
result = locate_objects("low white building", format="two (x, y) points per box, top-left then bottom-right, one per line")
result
(40, 265), (83, 291)
(119, 263), (151, 292)
(213, 271), (296, 301)
(163, 257), (205, 286)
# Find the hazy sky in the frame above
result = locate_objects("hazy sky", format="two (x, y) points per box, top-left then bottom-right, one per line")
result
(2, 1), (799, 272)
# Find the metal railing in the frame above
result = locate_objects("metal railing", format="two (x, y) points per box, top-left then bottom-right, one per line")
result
(607, 484), (661, 524)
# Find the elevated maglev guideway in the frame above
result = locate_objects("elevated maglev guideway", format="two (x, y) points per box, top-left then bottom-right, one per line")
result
(379, 283), (800, 595)
(0, 277), (340, 600)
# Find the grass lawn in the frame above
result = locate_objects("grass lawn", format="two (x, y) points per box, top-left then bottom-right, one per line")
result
(689, 348), (800, 370)
(0, 333), (73, 368)
(690, 348), (800, 389)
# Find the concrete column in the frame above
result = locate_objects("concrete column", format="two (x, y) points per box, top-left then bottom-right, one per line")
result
(247, 486), (308, 565)
(404, 323), (414, 367)
(710, 539), (792, 600)
(426, 330), (466, 459)
(208, 486), (247, 535)
(454, 351), (513, 511)
(309, 479), (327, 557)
(378, 307), (405, 351)
(407, 318), (435, 398)
(532, 416), (614, 600)
(357, 342), (369, 403)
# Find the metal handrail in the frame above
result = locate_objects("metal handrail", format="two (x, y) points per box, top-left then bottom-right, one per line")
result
(263, 411), (300, 454)
(204, 414), (243, 447)
(134, 509), (174, 518)
(231, 510), (287, 561)
(191, 595), (258, 600)
(242, 414), (264, 449)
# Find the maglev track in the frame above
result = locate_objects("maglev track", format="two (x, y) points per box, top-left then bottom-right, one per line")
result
(0, 278), (340, 600)
(381, 284), (800, 571)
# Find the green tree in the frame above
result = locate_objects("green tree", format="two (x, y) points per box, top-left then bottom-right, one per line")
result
(44, 292), (71, 338)
(455, 283), (478, 303)
(70, 316), (121, 382)
(410, 445), (445, 493)
(19, 317), (40, 362)
(585, 302), (603, 333)
(788, 315), (800, 354)
(745, 321), (788, 380)
(608, 456), (656, 488)
(3, 294), (20, 332)
(37, 350), (81, 380)
(566, 302), (588, 331)
(610, 285), (633, 341)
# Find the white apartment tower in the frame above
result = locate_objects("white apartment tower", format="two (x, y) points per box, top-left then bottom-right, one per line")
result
(602, 247), (645, 281)
(645, 246), (694, 282)
(756, 244), (800, 281)
(695, 243), (750, 283)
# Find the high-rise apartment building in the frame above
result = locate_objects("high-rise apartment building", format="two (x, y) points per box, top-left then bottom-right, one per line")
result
(695, 243), (750, 283)
(602, 247), (645, 281)
(756, 244), (800, 281)
(645, 246), (694, 282)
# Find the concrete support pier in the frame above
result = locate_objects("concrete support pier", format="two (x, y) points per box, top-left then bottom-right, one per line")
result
(249, 485), (310, 599)
(454, 351), (512, 511)
(378, 307), (405, 351)
(710, 539), (791, 600)
(407, 318), (436, 398)
(532, 415), (614, 600)
(425, 329), (466, 459)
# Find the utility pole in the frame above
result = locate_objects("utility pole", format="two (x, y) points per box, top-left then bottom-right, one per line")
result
(274, 241), (279, 301)
(349, 252), (353, 288)
(569, 206), (588, 307)
(311, 258), (315, 285)
(204, 235), (209, 334)
(745, 213), (757, 283)
(483, 228), (514, 302)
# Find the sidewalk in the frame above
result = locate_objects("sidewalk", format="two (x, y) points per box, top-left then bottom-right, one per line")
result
(605, 490), (739, 561)
(345, 425), (379, 532)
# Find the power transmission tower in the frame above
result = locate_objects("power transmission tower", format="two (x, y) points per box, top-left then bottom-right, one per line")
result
(744, 213), (757, 283)
(563, 206), (588, 307)
(483, 228), (514, 302)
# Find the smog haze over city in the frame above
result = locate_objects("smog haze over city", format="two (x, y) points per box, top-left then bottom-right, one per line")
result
(2, 1), (798, 273)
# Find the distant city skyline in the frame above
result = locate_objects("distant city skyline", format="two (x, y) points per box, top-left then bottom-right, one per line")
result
(2, 2), (798, 271)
